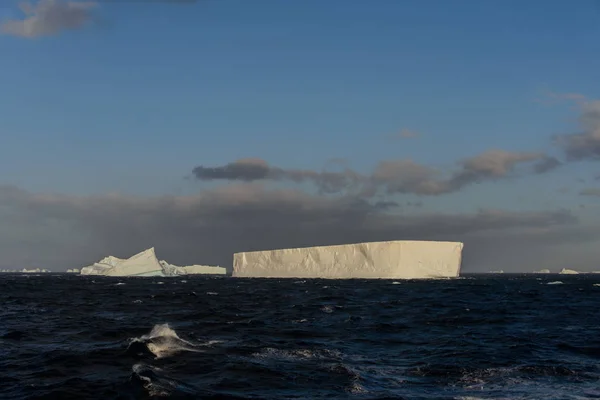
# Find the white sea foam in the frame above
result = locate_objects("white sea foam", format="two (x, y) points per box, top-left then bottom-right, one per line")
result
(252, 347), (343, 361)
(130, 323), (215, 359)
(321, 305), (334, 313)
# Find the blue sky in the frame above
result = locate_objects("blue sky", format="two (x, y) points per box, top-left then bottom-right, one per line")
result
(1, 0), (600, 271)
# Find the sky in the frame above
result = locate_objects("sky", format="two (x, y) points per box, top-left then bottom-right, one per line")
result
(1, 0), (600, 272)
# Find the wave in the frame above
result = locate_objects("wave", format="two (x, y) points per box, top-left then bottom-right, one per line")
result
(127, 323), (219, 359)
(130, 363), (200, 398)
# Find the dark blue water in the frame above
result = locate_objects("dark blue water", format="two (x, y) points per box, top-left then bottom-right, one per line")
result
(2, 274), (600, 399)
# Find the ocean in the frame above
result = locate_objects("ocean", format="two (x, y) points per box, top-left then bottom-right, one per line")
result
(1, 274), (600, 400)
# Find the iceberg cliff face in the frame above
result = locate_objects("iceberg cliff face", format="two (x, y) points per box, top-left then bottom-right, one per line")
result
(80, 248), (225, 277)
(232, 240), (463, 279)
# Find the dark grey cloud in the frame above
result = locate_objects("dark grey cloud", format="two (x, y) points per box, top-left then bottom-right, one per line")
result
(580, 188), (600, 197)
(441, 150), (546, 192)
(194, 150), (548, 197)
(0, 184), (590, 273)
(533, 156), (562, 174)
(193, 158), (271, 181)
(1, 0), (96, 38)
(554, 99), (600, 161)
(193, 158), (363, 194)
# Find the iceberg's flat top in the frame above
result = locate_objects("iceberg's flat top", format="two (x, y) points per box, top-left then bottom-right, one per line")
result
(233, 240), (463, 279)
(234, 240), (463, 256)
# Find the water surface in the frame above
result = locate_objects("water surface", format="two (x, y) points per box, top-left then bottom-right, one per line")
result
(1, 274), (600, 399)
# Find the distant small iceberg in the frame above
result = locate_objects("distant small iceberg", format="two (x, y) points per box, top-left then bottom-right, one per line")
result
(559, 268), (579, 275)
(20, 268), (51, 273)
(0, 268), (51, 273)
(533, 269), (551, 274)
(66, 268), (80, 273)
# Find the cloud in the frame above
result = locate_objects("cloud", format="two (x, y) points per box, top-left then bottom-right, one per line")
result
(580, 188), (600, 197)
(532, 156), (562, 174)
(368, 159), (441, 195)
(446, 149), (545, 187)
(194, 150), (548, 197)
(538, 91), (587, 105)
(366, 150), (547, 196)
(0, 184), (588, 272)
(458, 150), (543, 177)
(193, 158), (363, 194)
(1, 0), (96, 38)
(387, 129), (420, 139)
(553, 97), (600, 161)
(193, 158), (271, 181)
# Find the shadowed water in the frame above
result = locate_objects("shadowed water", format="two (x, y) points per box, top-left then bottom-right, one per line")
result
(1, 274), (600, 399)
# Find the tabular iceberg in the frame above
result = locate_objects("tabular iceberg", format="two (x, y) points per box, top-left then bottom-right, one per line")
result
(232, 240), (463, 279)
(80, 248), (226, 277)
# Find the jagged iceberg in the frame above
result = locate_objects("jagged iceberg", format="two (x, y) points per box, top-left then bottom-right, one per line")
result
(80, 248), (226, 277)
(232, 240), (463, 279)
(159, 260), (227, 276)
